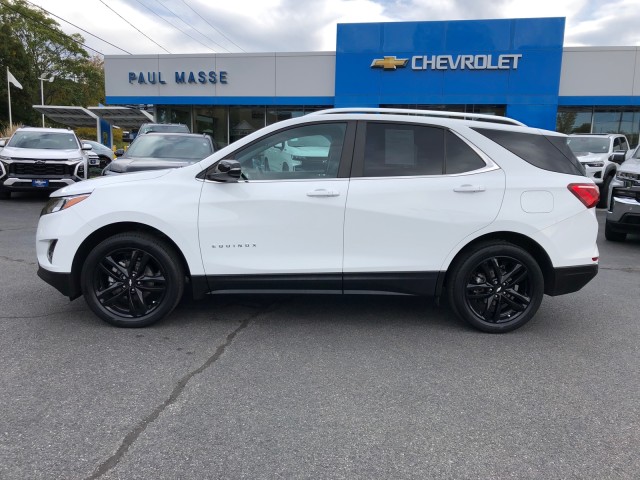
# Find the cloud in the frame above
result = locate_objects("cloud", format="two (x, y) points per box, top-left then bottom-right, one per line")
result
(25, 0), (640, 55)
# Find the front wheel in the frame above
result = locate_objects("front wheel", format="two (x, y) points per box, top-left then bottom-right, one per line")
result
(81, 232), (184, 327)
(447, 242), (544, 333)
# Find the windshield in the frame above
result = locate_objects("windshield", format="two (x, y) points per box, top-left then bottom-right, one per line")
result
(8, 131), (79, 150)
(125, 135), (212, 160)
(567, 137), (610, 154)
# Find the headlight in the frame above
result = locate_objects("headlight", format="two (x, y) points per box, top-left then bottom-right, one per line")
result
(0, 155), (11, 161)
(69, 157), (84, 162)
(585, 161), (604, 167)
(41, 194), (90, 216)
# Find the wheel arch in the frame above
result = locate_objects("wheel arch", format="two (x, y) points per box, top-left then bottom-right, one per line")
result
(69, 222), (194, 300)
(438, 231), (554, 297)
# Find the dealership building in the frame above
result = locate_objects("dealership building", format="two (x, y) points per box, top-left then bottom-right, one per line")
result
(103, 17), (640, 147)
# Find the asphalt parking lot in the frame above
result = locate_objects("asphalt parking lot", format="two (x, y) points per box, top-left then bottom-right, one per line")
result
(1, 193), (639, 480)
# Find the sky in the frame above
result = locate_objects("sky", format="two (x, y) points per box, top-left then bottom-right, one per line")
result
(25, 0), (640, 56)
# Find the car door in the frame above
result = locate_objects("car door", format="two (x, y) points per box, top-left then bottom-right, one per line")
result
(342, 121), (505, 295)
(198, 121), (355, 291)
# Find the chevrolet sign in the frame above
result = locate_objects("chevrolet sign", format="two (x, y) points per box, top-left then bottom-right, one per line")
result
(371, 54), (523, 71)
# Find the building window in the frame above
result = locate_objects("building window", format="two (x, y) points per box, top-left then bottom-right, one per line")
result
(155, 106), (193, 131)
(194, 107), (228, 148)
(266, 106), (327, 126)
(557, 107), (640, 147)
(556, 108), (593, 134)
(229, 107), (266, 143)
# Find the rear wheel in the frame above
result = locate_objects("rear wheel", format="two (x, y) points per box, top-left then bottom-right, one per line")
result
(605, 221), (627, 242)
(447, 242), (544, 333)
(80, 232), (184, 327)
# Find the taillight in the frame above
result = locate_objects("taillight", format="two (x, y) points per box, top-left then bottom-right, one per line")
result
(568, 183), (599, 208)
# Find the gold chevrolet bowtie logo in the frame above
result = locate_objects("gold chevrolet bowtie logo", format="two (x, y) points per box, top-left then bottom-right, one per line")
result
(370, 56), (409, 70)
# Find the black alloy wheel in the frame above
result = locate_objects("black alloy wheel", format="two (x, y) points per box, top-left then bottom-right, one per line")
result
(448, 242), (544, 333)
(81, 233), (184, 327)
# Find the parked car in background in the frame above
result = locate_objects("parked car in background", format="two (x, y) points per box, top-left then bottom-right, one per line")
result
(138, 123), (190, 135)
(102, 133), (214, 175)
(567, 133), (630, 207)
(0, 127), (90, 199)
(605, 146), (640, 242)
(37, 108), (599, 333)
(81, 139), (115, 169)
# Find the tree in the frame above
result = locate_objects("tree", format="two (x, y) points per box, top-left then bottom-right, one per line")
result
(0, 0), (105, 128)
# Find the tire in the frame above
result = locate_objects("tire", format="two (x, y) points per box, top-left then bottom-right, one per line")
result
(80, 232), (184, 327)
(605, 221), (626, 242)
(447, 242), (544, 333)
(598, 174), (613, 208)
(282, 162), (289, 172)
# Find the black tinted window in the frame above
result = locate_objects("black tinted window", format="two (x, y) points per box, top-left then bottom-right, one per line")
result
(473, 128), (585, 176)
(445, 131), (486, 174)
(363, 123), (443, 177)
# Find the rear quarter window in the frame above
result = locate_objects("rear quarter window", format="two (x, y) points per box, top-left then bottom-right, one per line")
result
(472, 128), (585, 176)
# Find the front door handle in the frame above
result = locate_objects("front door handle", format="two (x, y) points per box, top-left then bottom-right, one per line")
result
(307, 189), (340, 197)
(453, 184), (485, 193)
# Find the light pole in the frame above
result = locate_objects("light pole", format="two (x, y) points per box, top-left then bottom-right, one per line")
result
(38, 74), (55, 127)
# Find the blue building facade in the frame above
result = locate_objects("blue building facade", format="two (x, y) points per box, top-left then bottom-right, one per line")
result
(335, 18), (565, 130)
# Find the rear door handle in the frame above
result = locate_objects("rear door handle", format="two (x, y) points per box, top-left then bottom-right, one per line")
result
(307, 189), (340, 197)
(453, 184), (485, 193)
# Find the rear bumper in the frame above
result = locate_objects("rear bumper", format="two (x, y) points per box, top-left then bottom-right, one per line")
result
(545, 264), (598, 296)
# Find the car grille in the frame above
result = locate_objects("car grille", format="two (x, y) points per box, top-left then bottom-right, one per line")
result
(9, 163), (73, 176)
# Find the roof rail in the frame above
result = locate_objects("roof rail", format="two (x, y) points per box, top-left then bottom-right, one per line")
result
(308, 108), (526, 126)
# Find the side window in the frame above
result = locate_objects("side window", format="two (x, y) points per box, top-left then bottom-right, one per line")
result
(619, 137), (629, 152)
(445, 131), (486, 174)
(231, 123), (346, 180)
(613, 137), (621, 151)
(363, 123), (444, 177)
(473, 128), (585, 176)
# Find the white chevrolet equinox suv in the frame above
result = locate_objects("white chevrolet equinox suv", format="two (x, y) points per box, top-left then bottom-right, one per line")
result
(36, 109), (600, 333)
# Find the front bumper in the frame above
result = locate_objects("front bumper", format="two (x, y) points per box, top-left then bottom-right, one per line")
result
(606, 186), (640, 234)
(37, 266), (81, 300)
(1, 176), (78, 192)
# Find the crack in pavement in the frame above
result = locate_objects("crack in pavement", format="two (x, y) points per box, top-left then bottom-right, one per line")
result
(0, 226), (37, 232)
(0, 255), (38, 266)
(0, 308), (87, 320)
(600, 266), (640, 273)
(86, 302), (281, 480)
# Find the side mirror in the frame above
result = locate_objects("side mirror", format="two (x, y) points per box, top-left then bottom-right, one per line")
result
(274, 142), (284, 151)
(81, 143), (92, 150)
(206, 159), (242, 182)
(114, 149), (125, 157)
(610, 151), (626, 164)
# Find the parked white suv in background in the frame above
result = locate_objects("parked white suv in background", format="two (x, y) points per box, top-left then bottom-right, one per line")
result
(0, 127), (90, 199)
(605, 146), (640, 242)
(36, 108), (599, 333)
(566, 133), (630, 207)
